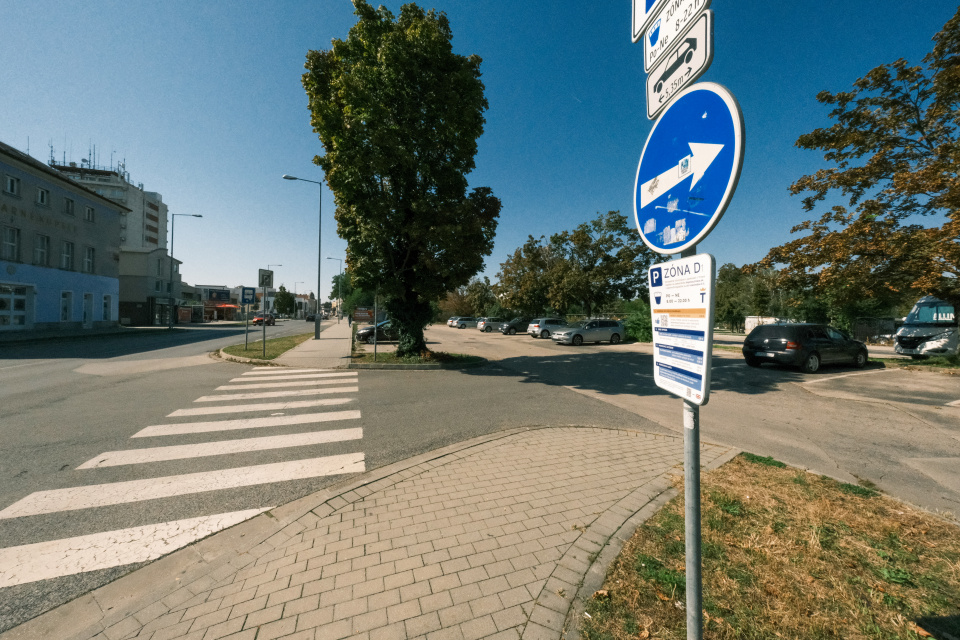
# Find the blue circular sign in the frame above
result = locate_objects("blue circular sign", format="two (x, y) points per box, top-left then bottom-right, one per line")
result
(633, 82), (744, 254)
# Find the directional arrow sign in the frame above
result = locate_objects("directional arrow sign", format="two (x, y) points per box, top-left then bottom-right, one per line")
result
(634, 83), (744, 254)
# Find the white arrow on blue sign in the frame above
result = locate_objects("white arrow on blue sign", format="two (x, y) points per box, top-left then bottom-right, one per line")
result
(633, 82), (744, 255)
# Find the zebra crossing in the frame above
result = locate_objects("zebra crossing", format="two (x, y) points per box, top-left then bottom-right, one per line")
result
(0, 367), (363, 589)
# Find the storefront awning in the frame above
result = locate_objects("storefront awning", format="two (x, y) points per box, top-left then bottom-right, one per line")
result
(212, 303), (239, 309)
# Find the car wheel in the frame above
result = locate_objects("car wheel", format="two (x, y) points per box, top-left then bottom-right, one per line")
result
(572, 334), (583, 346)
(484, 326), (492, 332)
(801, 352), (821, 374)
(854, 350), (867, 368)
(458, 324), (465, 329)
(610, 333), (621, 345)
(365, 336), (374, 344)
(744, 356), (761, 367)
(508, 327), (516, 335)
(540, 331), (549, 339)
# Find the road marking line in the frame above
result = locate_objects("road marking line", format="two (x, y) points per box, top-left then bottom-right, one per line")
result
(0, 453), (365, 519)
(0, 507), (270, 588)
(245, 368), (331, 374)
(800, 369), (896, 384)
(229, 372), (358, 383)
(78, 428), (363, 468)
(947, 399), (960, 407)
(168, 398), (353, 417)
(195, 386), (359, 402)
(217, 379), (356, 391)
(132, 410), (361, 438)
(0, 362), (47, 371)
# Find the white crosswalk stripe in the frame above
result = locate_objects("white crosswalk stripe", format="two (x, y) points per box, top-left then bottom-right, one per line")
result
(0, 364), (364, 586)
(168, 398), (353, 417)
(195, 386), (358, 401)
(0, 508), (271, 588)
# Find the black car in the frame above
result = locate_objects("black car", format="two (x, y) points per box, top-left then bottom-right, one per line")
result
(305, 313), (316, 322)
(742, 323), (868, 373)
(498, 316), (532, 335)
(355, 320), (397, 344)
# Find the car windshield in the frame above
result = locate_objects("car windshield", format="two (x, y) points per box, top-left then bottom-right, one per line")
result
(904, 300), (955, 327)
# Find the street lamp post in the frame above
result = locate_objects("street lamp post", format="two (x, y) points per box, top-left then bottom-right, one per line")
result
(283, 174), (323, 339)
(326, 257), (342, 323)
(168, 213), (202, 329)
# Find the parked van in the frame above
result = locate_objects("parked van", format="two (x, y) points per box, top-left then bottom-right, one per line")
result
(894, 296), (957, 358)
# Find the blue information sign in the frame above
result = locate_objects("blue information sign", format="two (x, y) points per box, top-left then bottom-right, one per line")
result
(241, 287), (256, 305)
(633, 82), (744, 254)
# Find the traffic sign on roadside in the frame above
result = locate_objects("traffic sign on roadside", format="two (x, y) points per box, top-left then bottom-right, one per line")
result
(643, 0), (711, 71)
(241, 287), (256, 305)
(258, 269), (273, 288)
(633, 82), (744, 255)
(649, 253), (716, 405)
(645, 10), (713, 120)
(632, 0), (668, 44)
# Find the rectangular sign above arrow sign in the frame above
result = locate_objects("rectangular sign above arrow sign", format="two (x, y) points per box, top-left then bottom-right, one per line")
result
(645, 10), (714, 120)
(643, 0), (712, 72)
(632, 0), (668, 44)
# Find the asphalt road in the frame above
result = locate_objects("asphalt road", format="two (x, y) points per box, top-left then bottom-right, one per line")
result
(1, 322), (957, 632)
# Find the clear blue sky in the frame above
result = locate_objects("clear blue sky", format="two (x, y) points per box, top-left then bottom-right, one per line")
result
(2, 1), (955, 301)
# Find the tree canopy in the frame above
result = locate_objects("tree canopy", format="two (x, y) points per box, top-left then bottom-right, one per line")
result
(762, 7), (960, 315)
(302, 0), (500, 356)
(495, 211), (656, 317)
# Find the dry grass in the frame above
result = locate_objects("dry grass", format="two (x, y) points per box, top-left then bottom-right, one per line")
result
(580, 454), (960, 640)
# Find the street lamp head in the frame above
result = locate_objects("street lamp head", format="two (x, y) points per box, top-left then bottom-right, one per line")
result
(282, 174), (298, 180)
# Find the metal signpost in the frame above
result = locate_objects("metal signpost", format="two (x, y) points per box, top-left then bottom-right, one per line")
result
(258, 269), (273, 358)
(631, 3), (744, 636)
(645, 11), (713, 120)
(241, 287), (255, 348)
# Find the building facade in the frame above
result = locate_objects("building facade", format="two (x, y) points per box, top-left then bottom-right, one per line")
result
(51, 159), (186, 325)
(0, 141), (126, 335)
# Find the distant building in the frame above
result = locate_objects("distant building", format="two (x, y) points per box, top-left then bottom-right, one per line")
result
(51, 158), (187, 326)
(196, 284), (239, 321)
(0, 141), (127, 335)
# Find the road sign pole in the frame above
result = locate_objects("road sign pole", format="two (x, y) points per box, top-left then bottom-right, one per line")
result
(262, 286), (267, 358)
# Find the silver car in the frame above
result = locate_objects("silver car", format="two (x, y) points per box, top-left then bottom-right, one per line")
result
(527, 317), (567, 339)
(552, 319), (625, 346)
(477, 317), (503, 332)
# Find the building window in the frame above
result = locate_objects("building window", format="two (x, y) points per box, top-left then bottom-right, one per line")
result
(60, 291), (73, 322)
(1, 226), (20, 261)
(33, 234), (50, 266)
(84, 206), (95, 222)
(64, 198), (75, 216)
(3, 175), (20, 196)
(155, 279), (162, 292)
(157, 258), (163, 277)
(36, 188), (50, 206)
(103, 295), (112, 322)
(60, 241), (74, 270)
(0, 284), (30, 328)
(83, 247), (95, 273)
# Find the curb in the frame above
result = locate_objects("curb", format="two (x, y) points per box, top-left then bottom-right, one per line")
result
(215, 349), (284, 367)
(347, 358), (488, 370)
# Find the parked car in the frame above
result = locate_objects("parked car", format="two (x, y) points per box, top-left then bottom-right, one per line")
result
(455, 317), (478, 329)
(355, 320), (398, 344)
(894, 296), (957, 359)
(499, 317), (532, 335)
(742, 323), (868, 373)
(252, 313), (275, 326)
(552, 319), (624, 346)
(446, 316), (461, 327)
(305, 313), (316, 322)
(477, 317), (503, 332)
(527, 317), (567, 339)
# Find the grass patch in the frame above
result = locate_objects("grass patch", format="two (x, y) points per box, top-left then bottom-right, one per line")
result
(872, 354), (960, 370)
(742, 452), (786, 468)
(580, 453), (960, 640)
(221, 331), (314, 360)
(712, 344), (742, 352)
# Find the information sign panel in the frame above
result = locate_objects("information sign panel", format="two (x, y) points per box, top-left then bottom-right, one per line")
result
(645, 10), (713, 120)
(258, 269), (273, 288)
(634, 82), (744, 255)
(643, 0), (711, 71)
(241, 287), (256, 305)
(649, 253), (716, 405)
(632, 0), (668, 44)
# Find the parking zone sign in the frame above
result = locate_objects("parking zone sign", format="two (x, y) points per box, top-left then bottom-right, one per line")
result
(649, 253), (716, 405)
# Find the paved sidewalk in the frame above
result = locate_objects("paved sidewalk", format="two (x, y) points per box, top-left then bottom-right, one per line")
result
(2, 428), (736, 640)
(273, 320), (355, 369)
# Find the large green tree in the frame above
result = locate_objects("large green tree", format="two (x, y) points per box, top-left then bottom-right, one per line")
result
(273, 285), (296, 317)
(302, 1), (500, 356)
(762, 8), (960, 317)
(495, 235), (558, 316)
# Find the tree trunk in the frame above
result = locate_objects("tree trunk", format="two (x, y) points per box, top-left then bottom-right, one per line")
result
(385, 296), (433, 358)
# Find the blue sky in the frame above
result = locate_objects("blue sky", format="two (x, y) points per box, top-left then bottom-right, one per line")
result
(1, 1), (955, 301)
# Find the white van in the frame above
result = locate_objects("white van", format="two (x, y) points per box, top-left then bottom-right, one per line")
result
(894, 296), (957, 358)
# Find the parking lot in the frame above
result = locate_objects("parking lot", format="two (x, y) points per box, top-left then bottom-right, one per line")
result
(408, 322), (960, 515)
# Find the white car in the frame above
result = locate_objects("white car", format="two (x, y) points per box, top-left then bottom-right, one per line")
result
(477, 317), (502, 332)
(552, 319), (625, 346)
(895, 296), (957, 358)
(527, 317), (567, 339)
